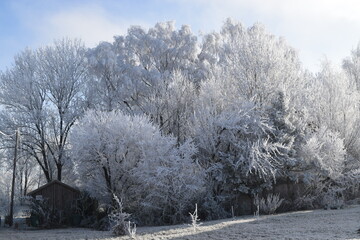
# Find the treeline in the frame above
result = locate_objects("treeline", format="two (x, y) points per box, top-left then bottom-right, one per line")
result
(1, 19), (360, 225)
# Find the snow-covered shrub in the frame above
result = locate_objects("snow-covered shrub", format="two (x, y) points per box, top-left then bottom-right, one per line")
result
(108, 194), (130, 236)
(0, 199), (7, 217)
(322, 188), (344, 210)
(126, 221), (137, 239)
(76, 192), (98, 218)
(133, 138), (205, 225)
(341, 169), (360, 200)
(92, 204), (112, 231)
(0, 166), (11, 217)
(293, 194), (316, 210)
(296, 127), (347, 208)
(194, 101), (285, 208)
(71, 110), (205, 225)
(254, 193), (284, 215)
(189, 203), (201, 232)
(254, 205), (260, 219)
(68, 191), (100, 228)
(300, 127), (345, 181)
(197, 194), (228, 221)
(27, 197), (62, 227)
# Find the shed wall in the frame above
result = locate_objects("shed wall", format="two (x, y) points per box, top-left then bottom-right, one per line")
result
(30, 183), (80, 212)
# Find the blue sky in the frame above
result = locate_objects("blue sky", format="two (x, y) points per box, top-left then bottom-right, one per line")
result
(1, 0), (360, 72)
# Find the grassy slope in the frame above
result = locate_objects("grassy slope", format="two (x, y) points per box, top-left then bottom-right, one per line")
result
(1, 205), (360, 240)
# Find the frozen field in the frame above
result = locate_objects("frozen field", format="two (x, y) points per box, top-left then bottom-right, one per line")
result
(1, 205), (360, 240)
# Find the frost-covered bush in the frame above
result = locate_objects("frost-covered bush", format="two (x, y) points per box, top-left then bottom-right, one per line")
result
(133, 138), (205, 225)
(71, 110), (205, 225)
(296, 127), (347, 207)
(0, 198), (7, 217)
(293, 194), (316, 210)
(194, 101), (286, 207)
(197, 194), (228, 221)
(300, 127), (345, 181)
(108, 194), (131, 236)
(322, 188), (344, 210)
(0, 166), (11, 217)
(189, 203), (201, 232)
(126, 221), (137, 239)
(253, 194), (284, 215)
(27, 196), (63, 228)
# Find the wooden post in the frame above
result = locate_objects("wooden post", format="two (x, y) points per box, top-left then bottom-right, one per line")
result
(9, 129), (19, 227)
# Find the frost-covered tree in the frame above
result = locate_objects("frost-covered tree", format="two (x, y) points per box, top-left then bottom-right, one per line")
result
(71, 110), (204, 224)
(86, 41), (133, 112)
(285, 60), (360, 207)
(199, 19), (303, 108)
(120, 21), (201, 83)
(301, 61), (360, 174)
(193, 19), (306, 204)
(312, 61), (359, 139)
(143, 70), (197, 144)
(0, 49), (53, 182)
(87, 21), (201, 112)
(266, 91), (305, 180)
(17, 154), (38, 197)
(343, 42), (360, 90)
(300, 126), (345, 182)
(0, 39), (89, 182)
(87, 22), (203, 143)
(37, 39), (89, 181)
(3, 18), (360, 222)
(342, 47), (360, 161)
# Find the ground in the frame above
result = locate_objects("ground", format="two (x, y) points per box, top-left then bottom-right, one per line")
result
(1, 205), (360, 239)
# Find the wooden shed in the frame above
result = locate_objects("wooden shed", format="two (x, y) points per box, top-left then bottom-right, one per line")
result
(27, 180), (80, 212)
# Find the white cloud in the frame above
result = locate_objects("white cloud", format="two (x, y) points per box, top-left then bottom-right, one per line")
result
(46, 6), (126, 46)
(2, 2), (149, 70)
(180, 0), (360, 22)
(22, 4), (150, 48)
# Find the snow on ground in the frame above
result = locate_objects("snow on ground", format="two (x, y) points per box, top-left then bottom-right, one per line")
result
(1, 205), (360, 240)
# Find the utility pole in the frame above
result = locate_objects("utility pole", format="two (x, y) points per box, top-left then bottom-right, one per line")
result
(8, 129), (19, 227)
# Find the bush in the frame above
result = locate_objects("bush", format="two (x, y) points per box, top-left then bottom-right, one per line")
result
(27, 196), (63, 228)
(189, 204), (201, 232)
(74, 192), (99, 217)
(254, 193), (284, 215)
(322, 189), (344, 210)
(293, 195), (316, 210)
(4, 215), (11, 226)
(198, 195), (228, 221)
(108, 194), (130, 236)
(69, 191), (99, 227)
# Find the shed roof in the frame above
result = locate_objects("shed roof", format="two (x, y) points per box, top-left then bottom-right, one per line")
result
(27, 180), (80, 196)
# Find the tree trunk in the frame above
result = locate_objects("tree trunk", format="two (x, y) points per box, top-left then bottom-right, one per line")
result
(57, 163), (62, 181)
